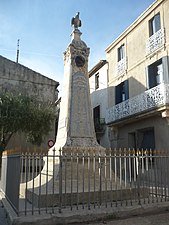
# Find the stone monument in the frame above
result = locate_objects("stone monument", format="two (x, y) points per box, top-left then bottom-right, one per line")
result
(50, 12), (104, 154)
(25, 13), (125, 208)
(24, 14), (146, 209)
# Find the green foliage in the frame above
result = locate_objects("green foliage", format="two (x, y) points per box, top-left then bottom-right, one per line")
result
(0, 92), (55, 151)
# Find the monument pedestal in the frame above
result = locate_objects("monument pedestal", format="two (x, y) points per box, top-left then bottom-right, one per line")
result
(26, 148), (149, 208)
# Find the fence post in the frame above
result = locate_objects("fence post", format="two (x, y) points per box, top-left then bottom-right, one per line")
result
(137, 150), (141, 205)
(59, 148), (62, 213)
(99, 150), (102, 207)
(0, 151), (21, 214)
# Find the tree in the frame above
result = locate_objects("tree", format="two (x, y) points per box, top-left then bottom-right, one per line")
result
(0, 92), (56, 152)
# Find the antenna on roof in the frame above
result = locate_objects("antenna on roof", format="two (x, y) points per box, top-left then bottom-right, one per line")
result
(16, 39), (20, 63)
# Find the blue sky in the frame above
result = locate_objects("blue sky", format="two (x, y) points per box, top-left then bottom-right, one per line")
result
(0, 0), (155, 94)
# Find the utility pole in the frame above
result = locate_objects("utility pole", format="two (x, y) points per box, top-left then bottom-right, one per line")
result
(16, 39), (20, 63)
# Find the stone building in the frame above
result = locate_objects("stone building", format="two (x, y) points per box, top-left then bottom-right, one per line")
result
(89, 60), (110, 148)
(105, 0), (169, 151)
(0, 55), (59, 151)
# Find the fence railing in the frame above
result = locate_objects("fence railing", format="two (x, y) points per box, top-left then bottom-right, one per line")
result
(1, 148), (169, 216)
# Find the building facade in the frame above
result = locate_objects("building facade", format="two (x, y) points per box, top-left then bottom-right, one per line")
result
(0, 55), (59, 151)
(89, 60), (110, 148)
(105, 0), (169, 151)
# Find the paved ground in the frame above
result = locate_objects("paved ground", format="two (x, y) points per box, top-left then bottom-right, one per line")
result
(0, 200), (8, 225)
(1, 201), (169, 225)
(86, 211), (169, 225)
(1, 190), (169, 225)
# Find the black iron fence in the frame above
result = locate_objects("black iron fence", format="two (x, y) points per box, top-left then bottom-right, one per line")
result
(1, 148), (169, 216)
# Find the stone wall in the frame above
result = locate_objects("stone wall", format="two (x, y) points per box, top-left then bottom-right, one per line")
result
(0, 55), (59, 102)
(0, 55), (59, 151)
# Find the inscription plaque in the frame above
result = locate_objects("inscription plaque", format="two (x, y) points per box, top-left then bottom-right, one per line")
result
(70, 72), (93, 137)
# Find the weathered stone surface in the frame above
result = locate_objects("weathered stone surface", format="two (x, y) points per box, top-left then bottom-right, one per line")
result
(0, 55), (58, 102)
(26, 16), (106, 206)
(51, 22), (104, 154)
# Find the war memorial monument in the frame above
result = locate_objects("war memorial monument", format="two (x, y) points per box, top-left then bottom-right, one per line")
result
(25, 13), (135, 208)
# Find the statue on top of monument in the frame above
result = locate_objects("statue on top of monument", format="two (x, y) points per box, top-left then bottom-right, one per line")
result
(71, 12), (82, 30)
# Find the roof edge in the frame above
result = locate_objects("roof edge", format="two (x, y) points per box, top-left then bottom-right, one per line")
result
(88, 60), (107, 77)
(105, 0), (163, 52)
(0, 55), (59, 86)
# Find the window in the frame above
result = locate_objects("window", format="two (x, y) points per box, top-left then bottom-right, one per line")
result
(93, 105), (100, 123)
(128, 132), (136, 149)
(149, 13), (161, 36)
(93, 105), (100, 132)
(137, 128), (155, 153)
(118, 44), (125, 62)
(95, 73), (99, 90)
(117, 44), (127, 75)
(129, 128), (155, 167)
(147, 59), (163, 89)
(93, 105), (105, 133)
(115, 80), (129, 104)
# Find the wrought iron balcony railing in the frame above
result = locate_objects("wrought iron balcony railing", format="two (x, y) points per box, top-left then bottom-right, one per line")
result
(146, 28), (165, 55)
(106, 83), (169, 124)
(117, 57), (127, 75)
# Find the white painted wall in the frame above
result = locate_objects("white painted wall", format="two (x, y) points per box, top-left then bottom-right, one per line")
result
(89, 63), (110, 148)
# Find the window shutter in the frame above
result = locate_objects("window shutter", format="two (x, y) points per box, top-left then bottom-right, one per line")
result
(162, 56), (169, 83)
(124, 80), (129, 100)
(145, 66), (149, 89)
(148, 65), (156, 88)
(115, 85), (121, 104)
(154, 13), (161, 32)
(118, 48), (121, 62)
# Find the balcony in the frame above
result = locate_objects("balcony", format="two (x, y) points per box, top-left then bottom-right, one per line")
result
(146, 28), (165, 55)
(106, 83), (169, 124)
(117, 57), (127, 75)
(94, 118), (105, 134)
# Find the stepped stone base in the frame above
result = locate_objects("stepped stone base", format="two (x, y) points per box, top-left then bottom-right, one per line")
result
(22, 148), (148, 208)
(26, 187), (149, 208)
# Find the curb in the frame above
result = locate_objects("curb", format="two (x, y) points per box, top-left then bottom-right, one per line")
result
(1, 192), (169, 225)
(5, 203), (169, 224)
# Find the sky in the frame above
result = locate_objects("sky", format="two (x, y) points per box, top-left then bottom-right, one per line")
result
(0, 0), (155, 95)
